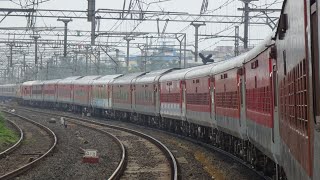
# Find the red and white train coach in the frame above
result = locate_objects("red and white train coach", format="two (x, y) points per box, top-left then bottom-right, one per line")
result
(112, 72), (146, 118)
(57, 76), (82, 108)
(133, 69), (175, 124)
(3, 0), (320, 178)
(244, 35), (279, 164)
(90, 74), (122, 115)
(43, 79), (61, 106)
(276, 0), (319, 179)
(159, 67), (194, 122)
(72, 76), (100, 112)
(0, 84), (19, 99)
(21, 81), (37, 102)
(184, 65), (216, 129)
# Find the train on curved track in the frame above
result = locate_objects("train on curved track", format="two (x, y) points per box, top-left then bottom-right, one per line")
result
(0, 0), (319, 179)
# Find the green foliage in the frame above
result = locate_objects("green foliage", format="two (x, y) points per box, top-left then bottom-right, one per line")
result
(0, 113), (19, 147)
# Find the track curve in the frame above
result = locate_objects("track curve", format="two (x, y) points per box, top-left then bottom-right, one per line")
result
(10, 107), (178, 180)
(0, 111), (57, 180)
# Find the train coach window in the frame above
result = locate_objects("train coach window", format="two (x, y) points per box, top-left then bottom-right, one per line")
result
(279, 14), (288, 40)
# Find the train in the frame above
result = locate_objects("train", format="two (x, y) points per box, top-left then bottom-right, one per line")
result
(0, 0), (319, 179)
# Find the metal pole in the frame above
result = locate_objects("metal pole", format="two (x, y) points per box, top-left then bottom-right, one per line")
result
(97, 49), (100, 75)
(145, 36), (148, 72)
(46, 62), (49, 80)
(6, 56), (10, 82)
(191, 22), (206, 62)
(115, 49), (119, 73)
(124, 37), (134, 73)
(4, 69), (7, 83)
(91, 16), (96, 45)
(243, 0), (250, 49)
(235, 26), (240, 56)
(40, 53), (43, 70)
(126, 40), (130, 73)
(9, 44), (13, 67)
(10, 66), (14, 83)
(57, 18), (72, 57)
(31, 35), (40, 79)
(88, 0), (96, 45)
(75, 51), (78, 75)
(85, 46), (89, 74)
(175, 35), (183, 68)
(23, 53), (26, 79)
(64, 22), (68, 57)
(184, 34), (187, 68)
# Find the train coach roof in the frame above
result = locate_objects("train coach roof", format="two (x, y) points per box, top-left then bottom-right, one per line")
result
(211, 53), (247, 75)
(113, 72), (147, 85)
(73, 76), (101, 85)
(22, 81), (38, 86)
(135, 68), (177, 84)
(58, 76), (82, 85)
(92, 74), (123, 85)
(43, 79), (61, 85)
(32, 81), (45, 85)
(160, 65), (206, 82)
(185, 63), (219, 79)
(0, 84), (17, 87)
(244, 33), (274, 63)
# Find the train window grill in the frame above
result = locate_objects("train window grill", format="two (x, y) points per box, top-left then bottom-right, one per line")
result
(161, 93), (180, 103)
(279, 59), (308, 136)
(186, 93), (210, 105)
(246, 82), (272, 115)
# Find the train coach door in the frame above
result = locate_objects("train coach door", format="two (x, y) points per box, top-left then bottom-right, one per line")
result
(238, 68), (247, 137)
(311, 1), (320, 178)
(181, 81), (186, 118)
(270, 49), (281, 159)
(210, 77), (216, 126)
(311, 0), (320, 130)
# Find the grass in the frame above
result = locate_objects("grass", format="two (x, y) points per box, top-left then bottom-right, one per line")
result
(0, 113), (19, 148)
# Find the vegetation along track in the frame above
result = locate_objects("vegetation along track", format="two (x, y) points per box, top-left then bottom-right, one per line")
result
(10, 106), (178, 180)
(0, 116), (23, 158)
(0, 110), (57, 180)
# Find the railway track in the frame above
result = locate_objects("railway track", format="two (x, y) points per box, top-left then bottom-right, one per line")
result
(0, 117), (23, 158)
(8, 106), (178, 180)
(0, 111), (57, 180)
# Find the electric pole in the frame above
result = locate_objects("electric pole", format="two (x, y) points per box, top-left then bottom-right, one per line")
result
(234, 26), (240, 56)
(191, 22), (206, 62)
(57, 18), (72, 57)
(88, 0), (96, 45)
(238, 0), (281, 49)
(85, 46), (89, 74)
(30, 34), (40, 80)
(124, 37), (134, 73)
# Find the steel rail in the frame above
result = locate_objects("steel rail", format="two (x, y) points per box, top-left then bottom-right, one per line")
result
(0, 118), (24, 158)
(0, 111), (57, 180)
(15, 107), (178, 180)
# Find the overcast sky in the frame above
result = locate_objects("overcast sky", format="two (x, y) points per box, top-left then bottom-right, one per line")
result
(0, 0), (283, 55)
